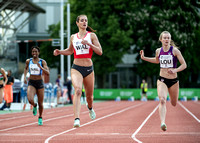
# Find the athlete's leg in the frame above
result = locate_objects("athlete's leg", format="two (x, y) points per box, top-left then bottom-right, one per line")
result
(83, 71), (94, 109)
(56, 89), (61, 104)
(168, 81), (179, 106)
(0, 88), (4, 103)
(27, 86), (37, 106)
(157, 80), (168, 124)
(36, 88), (44, 117)
(71, 69), (83, 119)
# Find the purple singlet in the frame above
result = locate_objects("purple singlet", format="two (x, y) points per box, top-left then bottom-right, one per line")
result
(159, 46), (177, 68)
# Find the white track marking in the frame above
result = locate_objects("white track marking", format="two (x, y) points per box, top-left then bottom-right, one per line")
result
(0, 133), (43, 136)
(194, 101), (200, 105)
(137, 132), (200, 136)
(0, 103), (125, 131)
(0, 109), (67, 121)
(0, 115), (31, 122)
(178, 102), (200, 123)
(1, 131), (199, 137)
(44, 102), (145, 143)
(131, 105), (159, 143)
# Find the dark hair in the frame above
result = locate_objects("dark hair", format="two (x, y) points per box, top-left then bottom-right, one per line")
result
(31, 46), (40, 52)
(76, 15), (96, 32)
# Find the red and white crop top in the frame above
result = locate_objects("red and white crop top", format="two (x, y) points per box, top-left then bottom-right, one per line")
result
(72, 31), (93, 59)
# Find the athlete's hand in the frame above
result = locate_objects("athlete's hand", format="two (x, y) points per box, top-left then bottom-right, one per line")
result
(81, 39), (89, 45)
(167, 68), (177, 74)
(53, 49), (60, 56)
(140, 50), (144, 59)
(24, 78), (27, 84)
(37, 62), (42, 69)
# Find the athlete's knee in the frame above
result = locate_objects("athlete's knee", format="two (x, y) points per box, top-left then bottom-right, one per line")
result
(86, 95), (93, 101)
(38, 102), (43, 108)
(28, 98), (34, 104)
(171, 101), (177, 106)
(75, 88), (82, 97)
(159, 97), (166, 105)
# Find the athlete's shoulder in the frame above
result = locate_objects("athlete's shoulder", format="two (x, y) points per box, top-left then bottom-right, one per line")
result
(155, 47), (161, 57)
(90, 32), (98, 39)
(26, 58), (30, 63)
(173, 47), (180, 52)
(173, 47), (181, 56)
(71, 33), (76, 40)
(41, 58), (47, 63)
(156, 47), (161, 52)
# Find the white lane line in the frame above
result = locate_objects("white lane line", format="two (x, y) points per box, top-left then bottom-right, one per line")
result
(137, 132), (200, 136)
(0, 115), (32, 122)
(131, 104), (159, 143)
(0, 109), (68, 121)
(0, 133), (43, 136)
(178, 102), (200, 123)
(44, 102), (145, 143)
(0, 103), (124, 131)
(0, 113), (73, 132)
(2, 131), (199, 137)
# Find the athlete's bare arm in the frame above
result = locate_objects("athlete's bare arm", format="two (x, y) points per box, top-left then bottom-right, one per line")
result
(24, 59), (30, 84)
(38, 60), (50, 75)
(140, 49), (160, 64)
(84, 33), (102, 56)
(1, 68), (8, 86)
(53, 35), (74, 56)
(168, 48), (187, 74)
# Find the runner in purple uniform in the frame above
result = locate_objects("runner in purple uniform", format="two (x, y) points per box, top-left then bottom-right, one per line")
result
(140, 31), (187, 131)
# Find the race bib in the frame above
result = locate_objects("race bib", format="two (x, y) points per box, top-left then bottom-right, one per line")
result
(75, 44), (90, 55)
(30, 64), (40, 75)
(160, 55), (173, 68)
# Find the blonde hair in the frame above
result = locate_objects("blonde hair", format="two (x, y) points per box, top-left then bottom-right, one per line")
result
(159, 31), (179, 49)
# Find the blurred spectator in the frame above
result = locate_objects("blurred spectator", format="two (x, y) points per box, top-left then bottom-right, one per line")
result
(3, 70), (14, 110)
(64, 76), (72, 104)
(140, 79), (148, 101)
(82, 86), (86, 102)
(56, 75), (62, 105)
(0, 67), (7, 104)
(12, 79), (22, 103)
(21, 73), (33, 111)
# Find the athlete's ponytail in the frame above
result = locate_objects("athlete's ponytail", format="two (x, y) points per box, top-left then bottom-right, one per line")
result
(86, 26), (96, 32)
(170, 40), (179, 49)
(76, 15), (96, 32)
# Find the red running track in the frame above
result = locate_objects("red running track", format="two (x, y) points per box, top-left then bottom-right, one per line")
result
(0, 101), (199, 143)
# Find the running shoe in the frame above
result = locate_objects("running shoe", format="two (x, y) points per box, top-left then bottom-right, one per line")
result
(38, 117), (43, 126)
(161, 123), (167, 131)
(86, 102), (96, 120)
(88, 108), (96, 120)
(33, 105), (37, 116)
(73, 119), (80, 128)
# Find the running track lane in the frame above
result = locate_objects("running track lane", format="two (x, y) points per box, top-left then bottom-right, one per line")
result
(0, 101), (199, 143)
(134, 101), (200, 143)
(0, 101), (149, 142)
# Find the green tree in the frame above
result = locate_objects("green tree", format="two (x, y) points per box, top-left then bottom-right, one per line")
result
(127, 0), (200, 87)
(41, 0), (133, 87)
(40, 0), (200, 88)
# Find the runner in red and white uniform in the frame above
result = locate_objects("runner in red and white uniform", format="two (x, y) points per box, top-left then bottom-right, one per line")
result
(53, 14), (102, 127)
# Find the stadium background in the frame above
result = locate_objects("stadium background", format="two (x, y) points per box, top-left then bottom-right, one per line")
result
(0, 0), (200, 102)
